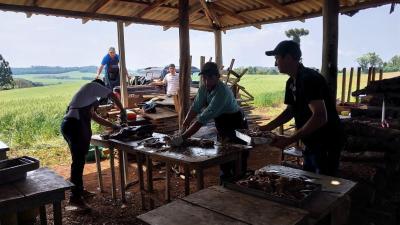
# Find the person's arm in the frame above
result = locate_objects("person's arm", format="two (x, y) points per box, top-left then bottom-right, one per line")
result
(260, 105), (294, 131)
(291, 100), (327, 141)
(182, 107), (197, 131)
(91, 107), (118, 129)
(108, 92), (127, 123)
(96, 65), (104, 79)
(272, 100), (327, 149)
(182, 121), (202, 139)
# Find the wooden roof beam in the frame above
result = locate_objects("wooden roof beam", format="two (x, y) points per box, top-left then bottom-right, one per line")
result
(135, 0), (168, 18)
(199, 0), (221, 28)
(163, 2), (203, 30)
(82, 0), (110, 24)
(260, 0), (299, 16)
(212, 3), (261, 29)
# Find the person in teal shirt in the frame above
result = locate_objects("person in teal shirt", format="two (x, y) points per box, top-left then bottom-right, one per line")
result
(171, 62), (248, 181)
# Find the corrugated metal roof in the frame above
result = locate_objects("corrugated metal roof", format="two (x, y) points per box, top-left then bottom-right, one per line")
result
(0, 0), (397, 31)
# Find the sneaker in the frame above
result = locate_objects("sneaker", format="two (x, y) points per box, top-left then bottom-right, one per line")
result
(82, 189), (96, 199)
(67, 196), (91, 213)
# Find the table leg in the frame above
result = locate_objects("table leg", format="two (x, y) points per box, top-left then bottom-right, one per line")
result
(53, 201), (62, 225)
(184, 165), (190, 196)
(136, 153), (145, 209)
(109, 147), (117, 200)
(165, 162), (171, 203)
(94, 146), (104, 192)
(123, 151), (129, 184)
(118, 149), (126, 203)
(234, 152), (243, 179)
(146, 156), (154, 209)
(40, 205), (47, 225)
(195, 167), (204, 191)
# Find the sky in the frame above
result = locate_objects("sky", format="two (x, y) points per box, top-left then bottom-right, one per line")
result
(0, 4), (399, 70)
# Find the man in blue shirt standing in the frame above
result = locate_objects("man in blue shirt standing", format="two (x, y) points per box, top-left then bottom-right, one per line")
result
(171, 62), (248, 181)
(96, 47), (120, 90)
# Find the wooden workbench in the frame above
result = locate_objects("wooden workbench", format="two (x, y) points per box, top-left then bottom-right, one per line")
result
(138, 186), (308, 225)
(110, 133), (251, 205)
(258, 165), (357, 225)
(0, 168), (72, 225)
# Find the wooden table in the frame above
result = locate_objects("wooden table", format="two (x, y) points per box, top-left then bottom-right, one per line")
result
(90, 135), (118, 199)
(111, 133), (251, 205)
(0, 141), (9, 160)
(138, 186), (308, 225)
(0, 168), (72, 225)
(259, 165), (357, 225)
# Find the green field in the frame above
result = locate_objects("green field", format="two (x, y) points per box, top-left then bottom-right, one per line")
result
(1, 71), (399, 166)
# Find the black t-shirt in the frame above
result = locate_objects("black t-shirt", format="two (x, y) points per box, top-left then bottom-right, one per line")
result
(284, 64), (344, 149)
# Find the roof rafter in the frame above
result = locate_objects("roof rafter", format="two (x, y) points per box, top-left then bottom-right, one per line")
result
(135, 0), (168, 18)
(259, 0), (299, 16)
(199, 0), (221, 29)
(212, 3), (261, 29)
(82, 0), (110, 24)
(163, 2), (203, 30)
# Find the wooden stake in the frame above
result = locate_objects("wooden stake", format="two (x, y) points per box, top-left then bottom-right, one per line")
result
(367, 67), (372, 85)
(379, 68), (383, 80)
(117, 21), (128, 108)
(341, 68), (346, 104)
(347, 67), (354, 103)
(356, 67), (361, 104)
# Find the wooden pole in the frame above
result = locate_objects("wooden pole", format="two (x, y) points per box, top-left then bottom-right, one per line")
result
(372, 67), (376, 81)
(356, 67), (361, 104)
(321, 0), (339, 102)
(117, 21), (128, 108)
(367, 67), (372, 85)
(347, 67), (354, 103)
(341, 68), (346, 105)
(214, 29), (223, 68)
(379, 68), (383, 80)
(178, 0), (191, 129)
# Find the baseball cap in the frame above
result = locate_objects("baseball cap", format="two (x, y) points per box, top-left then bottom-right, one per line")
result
(109, 47), (116, 52)
(265, 40), (302, 60)
(199, 62), (219, 77)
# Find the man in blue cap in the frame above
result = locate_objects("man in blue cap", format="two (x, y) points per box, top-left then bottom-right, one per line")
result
(261, 40), (344, 176)
(96, 47), (120, 90)
(170, 62), (248, 181)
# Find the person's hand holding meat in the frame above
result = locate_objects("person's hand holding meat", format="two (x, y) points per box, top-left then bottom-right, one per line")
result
(170, 134), (184, 147)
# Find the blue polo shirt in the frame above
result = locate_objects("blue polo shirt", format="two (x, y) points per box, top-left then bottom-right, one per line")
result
(192, 80), (240, 124)
(101, 54), (119, 74)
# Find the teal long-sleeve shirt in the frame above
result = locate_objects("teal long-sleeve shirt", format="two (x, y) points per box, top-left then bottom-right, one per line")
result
(192, 80), (240, 125)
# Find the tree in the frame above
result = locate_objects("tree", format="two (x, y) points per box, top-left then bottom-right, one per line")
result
(285, 28), (309, 44)
(0, 54), (14, 89)
(356, 52), (384, 72)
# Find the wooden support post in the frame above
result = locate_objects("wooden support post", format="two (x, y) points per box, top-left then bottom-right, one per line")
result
(117, 21), (129, 108)
(372, 67), (376, 81)
(341, 68), (346, 105)
(196, 167), (204, 191)
(356, 67), (361, 104)
(379, 68), (383, 80)
(178, 0), (191, 129)
(146, 156), (154, 208)
(94, 146), (104, 192)
(214, 29), (223, 68)
(109, 147), (117, 200)
(321, 0), (339, 102)
(165, 162), (171, 202)
(136, 153), (145, 209)
(118, 149), (126, 203)
(39, 205), (47, 225)
(347, 67), (354, 103)
(53, 201), (62, 225)
(367, 67), (372, 85)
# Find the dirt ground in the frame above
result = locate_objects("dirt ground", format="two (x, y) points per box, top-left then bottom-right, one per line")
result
(38, 146), (282, 225)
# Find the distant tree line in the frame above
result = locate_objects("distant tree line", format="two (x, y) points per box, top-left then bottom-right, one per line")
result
(357, 53), (400, 73)
(11, 66), (97, 75)
(235, 66), (279, 75)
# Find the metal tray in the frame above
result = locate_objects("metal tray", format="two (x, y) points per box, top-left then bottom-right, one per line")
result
(235, 130), (273, 145)
(223, 179), (321, 207)
(0, 156), (40, 184)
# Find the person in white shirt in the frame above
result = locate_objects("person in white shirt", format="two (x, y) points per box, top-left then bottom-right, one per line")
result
(61, 79), (127, 211)
(152, 63), (179, 96)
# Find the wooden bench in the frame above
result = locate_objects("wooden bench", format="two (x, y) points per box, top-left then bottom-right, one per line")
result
(0, 168), (72, 225)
